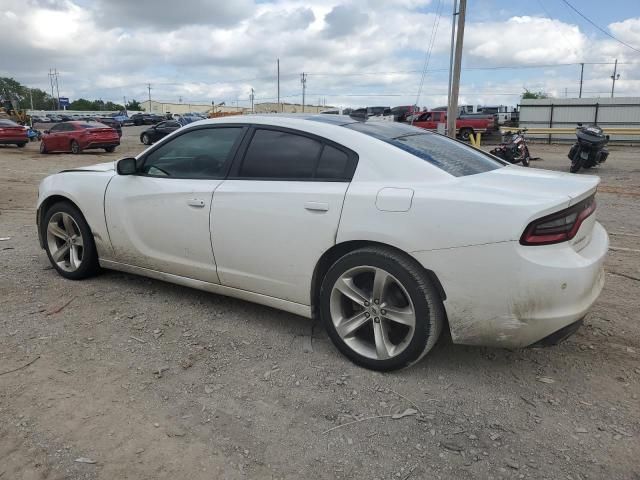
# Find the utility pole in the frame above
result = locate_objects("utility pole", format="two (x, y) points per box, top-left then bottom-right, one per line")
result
(277, 58), (280, 113)
(123, 96), (127, 113)
(578, 63), (584, 98)
(147, 83), (152, 111)
(610, 59), (620, 98)
(250, 88), (255, 113)
(447, 0), (459, 110)
(48, 69), (56, 110)
(54, 69), (60, 110)
(300, 72), (307, 113)
(447, 0), (465, 139)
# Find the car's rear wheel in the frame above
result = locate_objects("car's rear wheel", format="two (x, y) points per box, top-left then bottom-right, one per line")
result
(39, 142), (48, 154)
(70, 140), (81, 154)
(104, 146), (116, 153)
(141, 133), (151, 145)
(320, 247), (444, 371)
(16, 142), (26, 148)
(43, 202), (99, 280)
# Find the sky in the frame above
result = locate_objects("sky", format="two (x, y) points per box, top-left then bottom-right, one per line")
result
(0, 0), (638, 110)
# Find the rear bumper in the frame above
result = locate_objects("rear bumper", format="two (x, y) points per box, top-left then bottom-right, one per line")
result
(83, 141), (120, 149)
(0, 137), (28, 143)
(411, 221), (608, 348)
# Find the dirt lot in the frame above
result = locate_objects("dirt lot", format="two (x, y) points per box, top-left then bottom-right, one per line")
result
(1, 127), (639, 479)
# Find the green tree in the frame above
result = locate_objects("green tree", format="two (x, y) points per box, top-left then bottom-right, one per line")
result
(104, 101), (124, 111)
(125, 99), (142, 111)
(69, 98), (96, 111)
(1, 77), (56, 110)
(522, 88), (549, 100)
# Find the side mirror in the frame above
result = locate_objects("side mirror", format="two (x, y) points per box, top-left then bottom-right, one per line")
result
(117, 157), (137, 175)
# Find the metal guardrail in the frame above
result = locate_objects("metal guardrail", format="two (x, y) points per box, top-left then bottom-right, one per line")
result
(499, 127), (640, 135)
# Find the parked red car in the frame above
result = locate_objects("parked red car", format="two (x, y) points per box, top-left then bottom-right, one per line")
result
(40, 121), (120, 154)
(0, 119), (28, 148)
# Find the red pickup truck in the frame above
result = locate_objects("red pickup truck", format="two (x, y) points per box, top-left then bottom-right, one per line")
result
(409, 111), (495, 141)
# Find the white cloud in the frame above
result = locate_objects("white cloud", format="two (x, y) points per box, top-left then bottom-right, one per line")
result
(1, 0), (638, 109)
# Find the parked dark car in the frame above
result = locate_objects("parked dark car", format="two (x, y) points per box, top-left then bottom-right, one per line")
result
(130, 113), (163, 126)
(95, 117), (123, 137)
(391, 105), (420, 122)
(58, 114), (73, 121)
(140, 120), (181, 145)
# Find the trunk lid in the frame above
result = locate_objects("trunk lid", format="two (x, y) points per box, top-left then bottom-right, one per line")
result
(464, 165), (599, 208)
(455, 166), (600, 250)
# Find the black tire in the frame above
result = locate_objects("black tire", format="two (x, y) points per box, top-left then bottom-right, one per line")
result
(459, 128), (473, 142)
(70, 140), (81, 154)
(570, 156), (583, 173)
(16, 142), (26, 148)
(319, 247), (444, 371)
(42, 201), (100, 280)
(521, 146), (530, 167)
(39, 142), (48, 154)
(141, 133), (151, 145)
(104, 146), (116, 153)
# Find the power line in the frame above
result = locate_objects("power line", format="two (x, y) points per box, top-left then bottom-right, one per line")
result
(414, 0), (444, 111)
(560, 0), (640, 54)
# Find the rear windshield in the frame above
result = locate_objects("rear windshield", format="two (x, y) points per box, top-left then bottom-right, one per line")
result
(0, 119), (19, 127)
(77, 122), (107, 129)
(344, 122), (504, 177)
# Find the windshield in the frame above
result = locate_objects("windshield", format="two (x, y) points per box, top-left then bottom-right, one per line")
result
(0, 119), (20, 127)
(343, 122), (504, 177)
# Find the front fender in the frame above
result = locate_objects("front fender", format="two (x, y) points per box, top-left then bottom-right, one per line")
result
(37, 171), (116, 258)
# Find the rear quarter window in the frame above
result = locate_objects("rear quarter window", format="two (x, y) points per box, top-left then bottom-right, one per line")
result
(344, 122), (503, 177)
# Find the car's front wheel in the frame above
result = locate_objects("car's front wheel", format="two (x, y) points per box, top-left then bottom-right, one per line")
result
(43, 202), (99, 280)
(70, 140), (81, 154)
(104, 146), (116, 153)
(141, 133), (151, 145)
(320, 247), (444, 371)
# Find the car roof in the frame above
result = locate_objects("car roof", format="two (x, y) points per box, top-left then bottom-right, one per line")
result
(190, 114), (433, 140)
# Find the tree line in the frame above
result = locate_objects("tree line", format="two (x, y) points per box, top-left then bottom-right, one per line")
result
(0, 77), (142, 111)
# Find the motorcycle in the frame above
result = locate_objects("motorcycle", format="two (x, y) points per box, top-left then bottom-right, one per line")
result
(27, 127), (42, 142)
(568, 124), (609, 173)
(489, 128), (531, 166)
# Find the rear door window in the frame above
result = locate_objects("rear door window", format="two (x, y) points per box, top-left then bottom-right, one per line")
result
(237, 128), (357, 181)
(239, 129), (322, 179)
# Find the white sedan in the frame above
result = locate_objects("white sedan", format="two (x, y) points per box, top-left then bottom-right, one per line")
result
(36, 115), (608, 371)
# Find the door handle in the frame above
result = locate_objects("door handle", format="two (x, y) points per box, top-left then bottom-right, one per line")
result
(187, 199), (205, 208)
(304, 201), (329, 212)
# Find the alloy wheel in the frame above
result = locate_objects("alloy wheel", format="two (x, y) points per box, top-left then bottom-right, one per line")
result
(46, 212), (84, 272)
(329, 266), (416, 360)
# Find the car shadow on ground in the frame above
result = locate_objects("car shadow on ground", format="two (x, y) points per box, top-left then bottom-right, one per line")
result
(93, 268), (548, 377)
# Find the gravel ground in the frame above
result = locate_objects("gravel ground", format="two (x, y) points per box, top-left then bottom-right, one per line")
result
(1, 126), (639, 480)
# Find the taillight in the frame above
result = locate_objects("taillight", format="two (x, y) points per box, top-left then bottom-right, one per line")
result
(520, 195), (596, 246)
